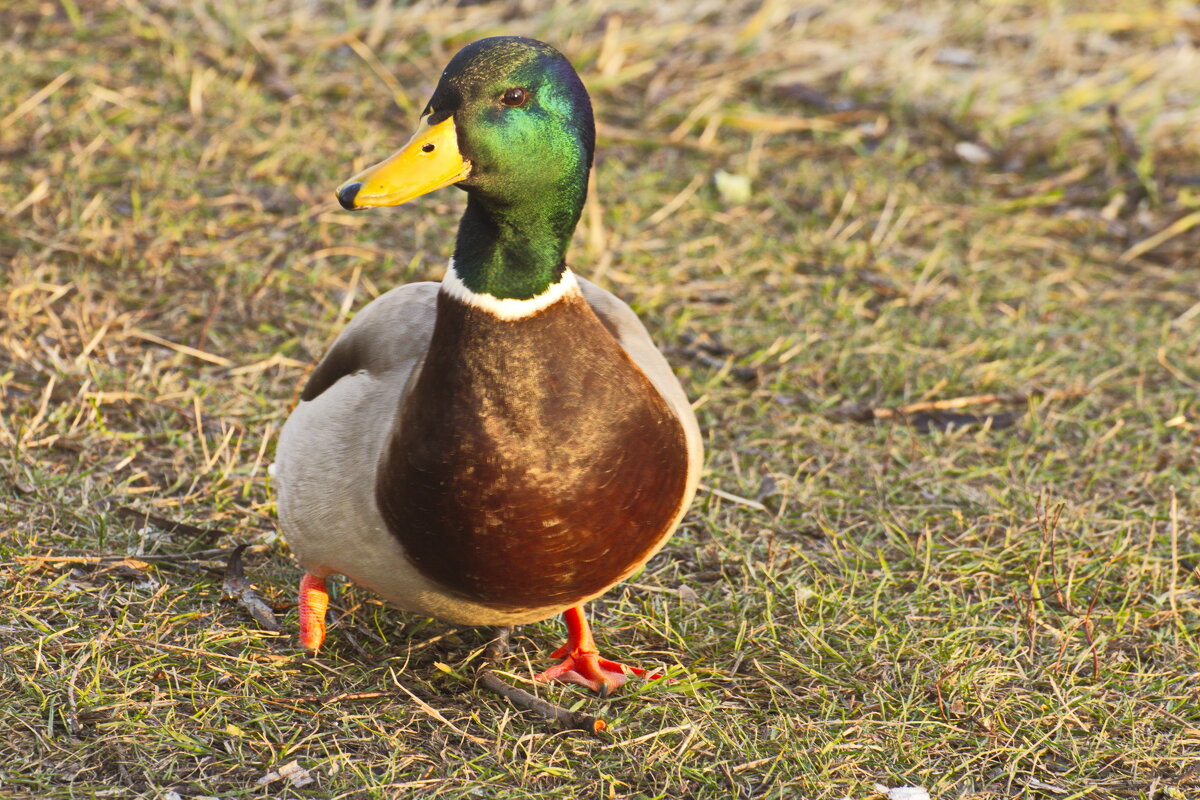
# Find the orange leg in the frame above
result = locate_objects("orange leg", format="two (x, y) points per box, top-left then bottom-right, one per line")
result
(298, 573), (329, 651)
(534, 605), (662, 696)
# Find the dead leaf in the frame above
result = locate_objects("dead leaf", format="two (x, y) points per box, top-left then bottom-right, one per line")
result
(257, 759), (315, 788)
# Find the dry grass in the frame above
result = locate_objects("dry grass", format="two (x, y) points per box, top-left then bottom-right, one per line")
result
(2, 0), (1199, 797)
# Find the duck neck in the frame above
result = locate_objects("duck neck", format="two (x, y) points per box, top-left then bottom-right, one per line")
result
(451, 182), (583, 300)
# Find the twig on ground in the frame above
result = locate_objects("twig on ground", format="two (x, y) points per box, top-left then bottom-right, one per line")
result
(675, 348), (759, 382)
(476, 669), (608, 735)
(291, 690), (407, 704)
(223, 545), (280, 632)
(114, 505), (228, 543)
(698, 484), (768, 512)
(672, 332), (760, 383)
(17, 546), (252, 565)
(127, 328), (233, 366)
(475, 627), (608, 735)
(830, 386), (1088, 424)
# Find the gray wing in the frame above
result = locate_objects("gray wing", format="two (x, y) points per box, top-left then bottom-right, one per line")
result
(299, 282), (440, 402)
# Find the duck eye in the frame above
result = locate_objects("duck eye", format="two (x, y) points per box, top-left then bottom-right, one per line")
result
(500, 87), (529, 108)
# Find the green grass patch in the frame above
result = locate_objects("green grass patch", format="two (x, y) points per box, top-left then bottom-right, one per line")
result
(2, 1), (1198, 797)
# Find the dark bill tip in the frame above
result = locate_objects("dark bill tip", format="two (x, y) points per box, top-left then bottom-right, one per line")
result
(336, 182), (362, 210)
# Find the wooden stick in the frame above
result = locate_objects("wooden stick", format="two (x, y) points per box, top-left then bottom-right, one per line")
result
(875, 388), (1084, 418)
(291, 690), (401, 703)
(222, 545), (280, 632)
(15, 546), (253, 565)
(476, 669), (607, 735)
(113, 505), (227, 543)
(477, 627), (608, 735)
(834, 386), (1087, 422)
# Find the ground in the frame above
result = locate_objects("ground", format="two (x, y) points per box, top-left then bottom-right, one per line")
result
(2, 1), (1199, 798)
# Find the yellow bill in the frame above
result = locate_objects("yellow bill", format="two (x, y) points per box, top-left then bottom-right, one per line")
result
(336, 116), (472, 210)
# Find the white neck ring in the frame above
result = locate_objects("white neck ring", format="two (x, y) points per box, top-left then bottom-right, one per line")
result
(440, 260), (579, 321)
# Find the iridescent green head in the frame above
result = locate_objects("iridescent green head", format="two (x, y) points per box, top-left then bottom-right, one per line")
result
(430, 37), (594, 210)
(337, 37), (596, 300)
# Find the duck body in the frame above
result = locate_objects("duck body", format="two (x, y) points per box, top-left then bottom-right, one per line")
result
(274, 36), (702, 693)
(275, 269), (701, 626)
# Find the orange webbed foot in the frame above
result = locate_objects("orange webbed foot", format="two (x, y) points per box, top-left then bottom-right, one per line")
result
(533, 606), (663, 696)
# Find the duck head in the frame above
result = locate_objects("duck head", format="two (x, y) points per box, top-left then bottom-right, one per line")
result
(337, 37), (595, 300)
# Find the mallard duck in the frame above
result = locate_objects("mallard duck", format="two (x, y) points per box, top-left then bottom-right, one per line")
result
(274, 36), (702, 695)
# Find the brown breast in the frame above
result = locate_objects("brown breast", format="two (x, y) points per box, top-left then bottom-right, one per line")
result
(376, 289), (689, 611)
